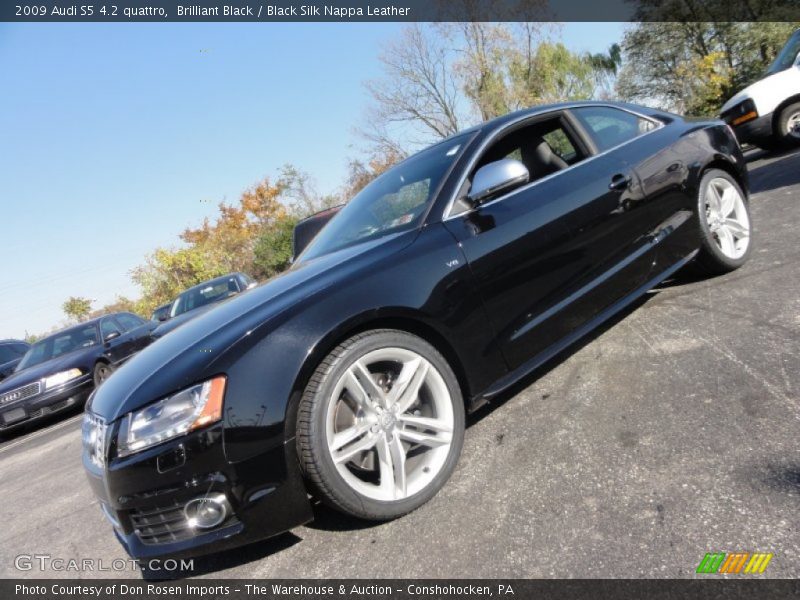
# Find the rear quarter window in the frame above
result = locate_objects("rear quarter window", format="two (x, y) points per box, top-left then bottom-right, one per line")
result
(572, 106), (658, 152)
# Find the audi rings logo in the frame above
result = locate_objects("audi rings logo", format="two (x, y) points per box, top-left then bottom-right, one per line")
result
(2, 391), (20, 404)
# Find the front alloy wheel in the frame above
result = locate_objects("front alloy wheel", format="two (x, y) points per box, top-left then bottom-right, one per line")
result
(298, 330), (464, 520)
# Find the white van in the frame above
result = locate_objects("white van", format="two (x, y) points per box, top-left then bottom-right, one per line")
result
(720, 29), (800, 149)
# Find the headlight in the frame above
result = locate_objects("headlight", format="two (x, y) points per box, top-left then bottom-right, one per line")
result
(43, 368), (82, 390)
(116, 376), (226, 457)
(722, 98), (758, 126)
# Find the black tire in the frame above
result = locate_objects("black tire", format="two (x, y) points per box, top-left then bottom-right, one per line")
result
(93, 361), (114, 387)
(775, 101), (800, 148)
(694, 169), (753, 276)
(297, 329), (465, 521)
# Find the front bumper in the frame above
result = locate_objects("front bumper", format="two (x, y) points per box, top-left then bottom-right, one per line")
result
(729, 112), (774, 145)
(0, 376), (92, 430)
(82, 418), (313, 560)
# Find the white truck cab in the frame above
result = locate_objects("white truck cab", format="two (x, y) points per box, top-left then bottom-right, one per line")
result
(720, 29), (800, 149)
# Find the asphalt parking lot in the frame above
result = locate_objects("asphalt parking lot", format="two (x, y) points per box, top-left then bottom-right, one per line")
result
(1, 147), (798, 579)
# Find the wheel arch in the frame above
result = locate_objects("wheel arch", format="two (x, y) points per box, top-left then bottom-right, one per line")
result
(283, 309), (474, 441)
(771, 94), (800, 134)
(699, 156), (748, 199)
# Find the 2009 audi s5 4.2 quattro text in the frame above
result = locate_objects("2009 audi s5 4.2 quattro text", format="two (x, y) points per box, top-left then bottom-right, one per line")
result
(82, 102), (752, 560)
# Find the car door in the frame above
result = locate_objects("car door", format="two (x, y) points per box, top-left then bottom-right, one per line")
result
(569, 105), (693, 280)
(100, 316), (137, 364)
(443, 109), (655, 370)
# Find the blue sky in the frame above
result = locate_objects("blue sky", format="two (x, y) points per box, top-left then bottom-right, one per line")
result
(0, 22), (625, 340)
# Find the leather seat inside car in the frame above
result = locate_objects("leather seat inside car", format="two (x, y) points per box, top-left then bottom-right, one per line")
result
(522, 136), (569, 180)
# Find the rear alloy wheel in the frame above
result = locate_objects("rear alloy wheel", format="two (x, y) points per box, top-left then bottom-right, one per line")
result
(776, 101), (800, 148)
(695, 169), (752, 275)
(93, 362), (114, 386)
(297, 330), (464, 520)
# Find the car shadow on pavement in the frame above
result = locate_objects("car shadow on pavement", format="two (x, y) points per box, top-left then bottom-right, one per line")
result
(142, 531), (303, 580)
(760, 462), (800, 495)
(305, 499), (383, 532)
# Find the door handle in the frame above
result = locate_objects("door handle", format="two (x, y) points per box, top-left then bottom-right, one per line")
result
(609, 173), (632, 191)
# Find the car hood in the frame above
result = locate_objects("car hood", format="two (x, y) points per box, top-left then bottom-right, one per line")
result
(151, 303), (216, 338)
(89, 231), (415, 421)
(0, 349), (94, 392)
(721, 68), (800, 114)
(0, 358), (22, 380)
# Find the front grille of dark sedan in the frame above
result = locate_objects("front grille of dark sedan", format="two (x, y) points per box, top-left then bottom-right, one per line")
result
(0, 381), (41, 405)
(130, 501), (238, 545)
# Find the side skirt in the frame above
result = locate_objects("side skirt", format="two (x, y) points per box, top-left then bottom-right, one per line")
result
(474, 249), (699, 403)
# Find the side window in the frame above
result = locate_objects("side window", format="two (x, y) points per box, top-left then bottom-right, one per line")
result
(473, 114), (586, 184)
(100, 318), (122, 339)
(542, 128), (578, 163)
(571, 106), (658, 152)
(450, 114), (588, 217)
(116, 313), (144, 331)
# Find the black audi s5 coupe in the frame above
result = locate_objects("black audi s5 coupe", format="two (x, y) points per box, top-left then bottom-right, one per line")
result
(0, 313), (155, 432)
(82, 102), (752, 560)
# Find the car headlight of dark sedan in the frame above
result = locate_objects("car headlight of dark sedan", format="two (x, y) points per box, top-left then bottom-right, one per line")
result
(116, 376), (226, 457)
(43, 368), (83, 390)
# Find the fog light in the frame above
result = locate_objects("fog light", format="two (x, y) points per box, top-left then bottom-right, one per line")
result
(184, 493), (229, 529)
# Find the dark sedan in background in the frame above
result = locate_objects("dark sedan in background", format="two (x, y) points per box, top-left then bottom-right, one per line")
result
(150, 272), (256, 339)
(83, 102), (751, 560)
(150, 302), (173, 323)
(0, 313), (155, 432)
(0, 340), (30, 382)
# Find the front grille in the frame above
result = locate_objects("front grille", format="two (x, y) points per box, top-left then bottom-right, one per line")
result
(0, 381), (41, 405)
(130, 499), (237, 545)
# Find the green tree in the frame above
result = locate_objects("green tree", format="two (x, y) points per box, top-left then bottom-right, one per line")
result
(62, 296), (93, 322)
(617, 20), (799, 114)
(253, 215), (299, 279)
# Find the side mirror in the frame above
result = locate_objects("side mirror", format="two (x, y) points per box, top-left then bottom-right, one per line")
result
(468, 159), (530, 206)
(158, 314), (168, 322)
(104, 331), (121, 342)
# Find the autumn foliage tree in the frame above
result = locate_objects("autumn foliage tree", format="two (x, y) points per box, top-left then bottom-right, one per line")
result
(132, 176), (290, 315)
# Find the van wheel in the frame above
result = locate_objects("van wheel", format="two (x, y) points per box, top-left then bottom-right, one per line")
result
(776, 102), (800, 147)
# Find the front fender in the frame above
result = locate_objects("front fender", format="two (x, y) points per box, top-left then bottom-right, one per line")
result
(215, 223), (507, 463)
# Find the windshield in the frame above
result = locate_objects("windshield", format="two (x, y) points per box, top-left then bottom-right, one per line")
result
(0, 345), (22, 364)
(766, 30), (800, 76)
(300, 133), (472, 261)
(17, 324), (99, 370)
(171, 278), (237, 317)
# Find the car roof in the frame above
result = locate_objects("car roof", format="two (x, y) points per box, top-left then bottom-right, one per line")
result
(30, 313), (137, 343)
(476, 100), (662, 134)
(0, 339), (29, 345)
(180, 273), (244, 294)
